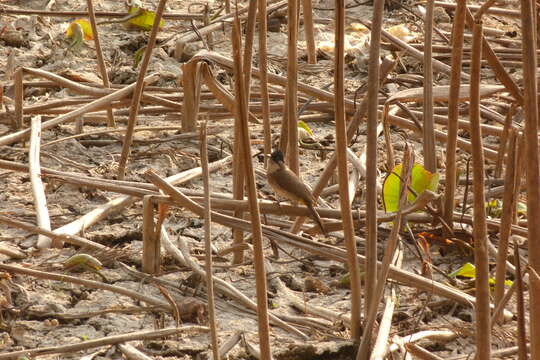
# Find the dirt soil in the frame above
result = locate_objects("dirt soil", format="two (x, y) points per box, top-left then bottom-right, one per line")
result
(0, 0), (526, 359)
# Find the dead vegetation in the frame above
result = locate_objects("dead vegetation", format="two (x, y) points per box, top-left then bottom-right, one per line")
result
(0, 0), (538, 359)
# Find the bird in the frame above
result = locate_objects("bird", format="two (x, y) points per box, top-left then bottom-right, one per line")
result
(266, 149), (326, 235)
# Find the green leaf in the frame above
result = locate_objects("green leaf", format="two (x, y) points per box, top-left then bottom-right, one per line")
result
(298, 121), (314, 137)
(383, 163), (439, 212)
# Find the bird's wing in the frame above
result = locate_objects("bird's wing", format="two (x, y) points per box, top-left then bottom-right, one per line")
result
(273, 168), (314, 204)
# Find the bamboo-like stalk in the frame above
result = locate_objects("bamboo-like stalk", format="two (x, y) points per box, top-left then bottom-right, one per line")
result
(0, 215), (106, 251)
(334, 0), (362, 341)
(258, 0), (272, 167)
(370, 246), (401, 360)
(286, 0), (299, 173)
(363, 0), (385, 331)
(142, 195), (159, 274)
(231, 15), (272, 359)
(28, 116), (54, 249)
(85, 0), (115, 127)
(520, 0), (540, 355)
(203, 4), (213, 50)
(117, 0), (168, 180)
(302, 0), (317, 64)
(443, 0), (466, 232)
(200, 123), (220, 360)
(493, 130), (517, 321)
(512, 135), (526, 224)
(493, 105), (515, 178)
(423, 0), (436, 173)
(242, 0), (257, 103)
(358, 145), (414, 359)
(14, 68), (23, 130)
(514, 240), (528, 360)
(404, 344), (445, 360)
(469, 16), (491, 360)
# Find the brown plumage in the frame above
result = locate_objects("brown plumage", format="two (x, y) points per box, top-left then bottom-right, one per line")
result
(266, 150), (326, 235)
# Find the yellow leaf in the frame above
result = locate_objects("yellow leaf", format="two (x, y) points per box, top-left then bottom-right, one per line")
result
(66, 19), (94, 40)
(127, 6), (165, 31)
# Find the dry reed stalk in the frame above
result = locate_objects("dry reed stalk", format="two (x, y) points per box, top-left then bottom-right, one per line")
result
(117, 0), (168, 180)
(231, 15), (272, 359)
(14, 68), (23, 129)
(469, 16), (491, 359)
(142, 195), (159, 274)
(286, 0), (299, 173)
(434, 1), (520, 17)
(443, 0), (466, 232)
(118, 344), (153, 360)
(258, 0), (272, 167)
(494, 105), (516, 178)
(28, 116), (54, 249)
(357, 145), (414, 358)
(334, 0), (362, 340)
(230, 6), (253, 263)
(382, 105), (395, 171)
(490, 273), (518, 327)
(404, 110), (505, 137)
(423, 0), (436, 173)
(85, 0), (115, 127)
(0, 74), (159, 146)
(200, 123), (220, 360)
(370, 248), (400, 360)
(520, 0), (540, 355)
(0, 326), (208, 360)
(0, 7), (203, 19)
(387, 113), (499, 160)
(203, 4), (213, 50)
(231, 62), (246, 263)
(0, 215), (106, 251)
(242, 0), (257, 103)
(363, 0), (385, 332)
(0, 263), (172, 309)
(181, 60), (203, 132)
(463, 8), (523, 104)
(404, 344), (445, 360)
(302, 0), (317, 64)
(514, 240), (528, 360)
(512, 135), (526, 224)
(493, 131), (518, 321)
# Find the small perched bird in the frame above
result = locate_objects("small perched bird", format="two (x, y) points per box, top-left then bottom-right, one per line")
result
(266, 150), (326, 235)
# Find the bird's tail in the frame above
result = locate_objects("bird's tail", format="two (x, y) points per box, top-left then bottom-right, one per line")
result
(307, 203), (327, 235)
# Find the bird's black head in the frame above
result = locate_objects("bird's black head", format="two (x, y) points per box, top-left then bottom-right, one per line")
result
(270, 149), (284, 163)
